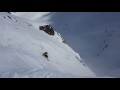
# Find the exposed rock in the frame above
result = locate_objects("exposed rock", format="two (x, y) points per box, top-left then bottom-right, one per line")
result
(57, 32), (69, 45)
(7, 16), (12, 20)
(39, 25), (55, 35)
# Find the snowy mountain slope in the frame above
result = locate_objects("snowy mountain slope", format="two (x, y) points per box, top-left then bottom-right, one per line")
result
(11, 12), (119, 77)
(74, 28), (120, 77)
(0, 12), (95, 78)
(10, 12), (51, 20)
(77, 28), (120, 59)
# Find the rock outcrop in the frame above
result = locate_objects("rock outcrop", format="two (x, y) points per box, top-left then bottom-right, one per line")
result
(39, 25), (55, 36)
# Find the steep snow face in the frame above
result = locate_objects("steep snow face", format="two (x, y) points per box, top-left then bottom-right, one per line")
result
(10, 12), (52, 23)
(0, 12), (96, 78)
(77, 29), (120, 76)
(10, 12), (51, 20)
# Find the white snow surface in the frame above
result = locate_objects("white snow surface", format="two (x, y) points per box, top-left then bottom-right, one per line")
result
(0, 12), (97, 78)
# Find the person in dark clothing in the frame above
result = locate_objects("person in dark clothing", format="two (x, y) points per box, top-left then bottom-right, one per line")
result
(43, 52), (48, 57)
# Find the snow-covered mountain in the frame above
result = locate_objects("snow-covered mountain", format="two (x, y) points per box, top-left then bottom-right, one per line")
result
(0, 12), (96, 78)
(76, 28), (120, 77)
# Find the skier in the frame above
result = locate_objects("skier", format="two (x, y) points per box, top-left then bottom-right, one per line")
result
(42, 52), (49, 61)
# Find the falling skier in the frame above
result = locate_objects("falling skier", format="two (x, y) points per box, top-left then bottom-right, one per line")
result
(42, 52), (49, 61)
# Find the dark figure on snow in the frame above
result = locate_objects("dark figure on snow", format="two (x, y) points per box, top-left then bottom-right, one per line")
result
(43, 52), (48, 59)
